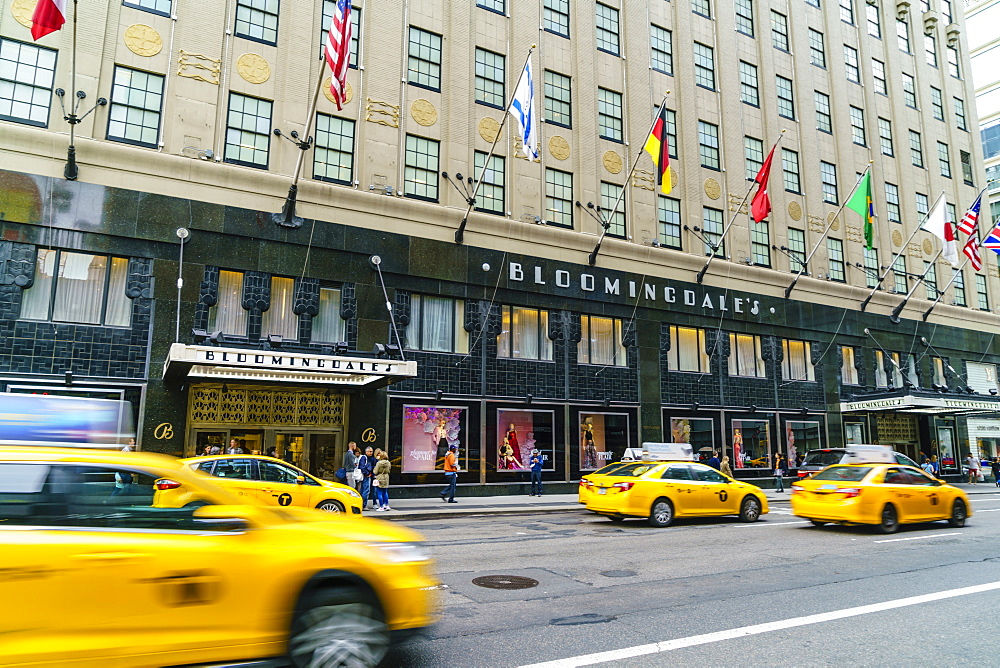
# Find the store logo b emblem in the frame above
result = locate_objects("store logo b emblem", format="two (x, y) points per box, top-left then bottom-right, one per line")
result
(361, 428), (377, 443)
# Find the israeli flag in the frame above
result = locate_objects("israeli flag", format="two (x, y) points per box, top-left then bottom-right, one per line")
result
(510, 58), (539, 161)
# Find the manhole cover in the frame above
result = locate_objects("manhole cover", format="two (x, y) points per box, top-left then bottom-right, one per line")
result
(472, 575), (539, 590)
(600, 569), (637, 578)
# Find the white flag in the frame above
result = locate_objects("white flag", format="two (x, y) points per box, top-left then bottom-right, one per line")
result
(509, 58), (538, 161)
(922, 196), (959, 267)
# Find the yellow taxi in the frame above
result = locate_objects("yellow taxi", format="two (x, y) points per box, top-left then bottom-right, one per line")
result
(791, 461), (972, 533)
(582, 458), (769, 527)
(167, 454), (363, 515)
(578, 461), (632, 505)
(0, 447), (438, 667)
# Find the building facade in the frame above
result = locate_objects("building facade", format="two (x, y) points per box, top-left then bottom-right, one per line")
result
(2, 0), (999, 491)
(965, 0), (1000, 220)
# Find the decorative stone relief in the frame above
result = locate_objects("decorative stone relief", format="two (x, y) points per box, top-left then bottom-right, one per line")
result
(787, 201), (802, 221)
(124, 258), (154, 299)
(0, 241), (35, 287)
(548, 135), (570, 160)
(892, 229), (904, 247)
(236, 53), (270, 84)
(704, 178), (721, 200)
(728, 193), (748, 215)
(621, 320), (637, 348)
(292, 277), (319, 316)
(846, 224), (863, 243)
(124, 24), (162, 57)
(10, 0), (36, 28)
(323, 78), (352, 105)
(808, 215), (826, 233)
(392, 289), (411, 328)
(242, 271), (269, 312)
(632, 169), (654, 191)
(339, 283), (357, 320)
(178, 51), (221, 85)
(828, 211), (840, 231)
(602, 151), (623, 174)
(922, 239), (934, 255)
(366, 98), (399, 127)
(547, 311), (566, 341)
(478, 117), (500, 143)
(908, 242), (924, 258)
(410, 98), (437, 126)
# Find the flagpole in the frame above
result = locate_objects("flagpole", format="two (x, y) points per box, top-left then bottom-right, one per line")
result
(271, 67), (326, 229)
(455, 45), (536, 245)
(860, 190), (947, 311)
(889, 248), (943, 323)
(65, 0), (77, 179)
(784, 165), (871, 299)
(696, 130), (785, 284)
(588, 92), (669, 266)
(921, 255), (973, 321)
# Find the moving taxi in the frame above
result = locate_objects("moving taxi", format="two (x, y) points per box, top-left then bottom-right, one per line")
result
(578, 461), (632, 504)
(580, 443), (769, 527)
(0, 447), (437, 667)
(790, 446), (972, 533)
(169, 454), (363, 515)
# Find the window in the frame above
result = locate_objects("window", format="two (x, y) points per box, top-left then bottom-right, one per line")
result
(20, 250), (130, 327)
(321, 2), (360, 66)
(924, 261), (937, 300)
(235, 0), (279, 45)
(806, 0), (820, 7)
(692, 0), (711, 17)
(668, 326), (710, 372)
(662, 108), (678, 158)
(224, 93), (272, 168)
(915, 192), (928, 217)
(938, 142), (951, 178)
(124, 0), (170, 14)
(844, 45), (860, 83)
(815, 91), (832, 133)
(596, 3), (620, 55)
(977, 274), (989, 310)
(601, 182), (626, 237)
(953, 268), (966, 306)
(788, 228), (806, 269)
(312, 287), (345, 343)
(820, 161), (838, 203)
(699, 121), (720, 169)
(473, 152), (505, 215)
(406, 295), (468, 353)
(909, 130), (923, 167)
(0, 38), (57, 126)
(703, 207), (724, 256)
(206, 270), (247, 336)
(930, 87), (944, 120)
(776, 75), (795, 119)
(954, 98), (967, 131)
(960, 151), (974, 186)
(878, 117), (893, 156)
(261, 276), (297, 341)
(925, 33), (938, 67)
(892, 255), (907, 292)
(694, 42), (715, 90)
(849, 106), (866, 146)
(545, 168), (573, 227)
(842, 346), (860, 385)
(873, 350), (888, 388)
(840, 0), (854, 23)
(739, 61), (759, 106)
(598, 88), (623, 142)
(498, 306), (552, 360)
(827, 238), (845, 281)
(314, 114), (354, 184)
(885, 182), (901, 222)
(864, 247), (879, 288)
(650, 25), (673, 74)
(752, 221), (771, 267)
(866, 3), (881, 37)
(744, 135), (764, 181)
(408, 27), (442, 90)
(106, 66), (163, 148)
(475, 48), (505, 108)
(771, 11), (789, 50)
(729, 334), (766, 377)
(579, 315), (626, 366)
(477, 0), (504, 13)
(783, 340), (816, 381)
(942, 0), (953, 22)
(543, 70), (572, 127)
(404, 135), (440, 201)
(897, 19), (910, 53)
(782, 148), (800, 193)
(946, 46), (960, 78)
(658, 197), (682, 248)
(735, 0), (754, 36)
(809, 29), (826, 67)
(544, 0), (570, 37)
(932, 357), (947, 387)
(872, 59), (887, 94)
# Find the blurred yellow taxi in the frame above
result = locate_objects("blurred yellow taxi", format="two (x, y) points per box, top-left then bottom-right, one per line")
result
(168, 454), (363, 515)
(791, 462), (971, 533)
(578, 461), (632, 504)
(0, 447), (437, 667)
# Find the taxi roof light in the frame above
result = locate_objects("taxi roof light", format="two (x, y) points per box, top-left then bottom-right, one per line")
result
(155, 479), (182, 490)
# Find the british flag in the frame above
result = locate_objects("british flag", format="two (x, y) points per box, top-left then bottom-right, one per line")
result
(324, 0), (353, 111)
(957, 193), (982, 235)
(982, 218), (1000, 256)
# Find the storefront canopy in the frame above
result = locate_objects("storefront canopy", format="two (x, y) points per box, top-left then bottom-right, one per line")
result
(163, 344), (417, 390)
(840, 392), (1000, 416)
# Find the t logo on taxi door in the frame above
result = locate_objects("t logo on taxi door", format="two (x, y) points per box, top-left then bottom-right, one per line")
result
(717, 490), (728, 502)
(275, 492), (293, 506)
(148, 571), (220, 606)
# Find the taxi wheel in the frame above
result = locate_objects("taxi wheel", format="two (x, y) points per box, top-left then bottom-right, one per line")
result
(316, 499), (345, 514)
(877, 504), (899, 534)
(809, 520), (828, 527)
(947, 499), (967, 527)
(648, 498), (675, 527)
(608, 516), (626, 523)
(739, 496), (761, 523)
(289, 587), (389, 668)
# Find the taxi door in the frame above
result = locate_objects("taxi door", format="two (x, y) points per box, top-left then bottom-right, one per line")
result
(881, 467), (922, 520)
(256, 460), (312, 508)
(657, 463), (699, 514)
(901, 467), (941, 520)
(690, 464), (740, 514)
(199, 458), (261, 503)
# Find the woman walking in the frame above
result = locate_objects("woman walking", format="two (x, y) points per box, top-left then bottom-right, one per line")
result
(773, 454), (785, 493)
(720, 455), (733, 478)
(373, 451), (391, 511)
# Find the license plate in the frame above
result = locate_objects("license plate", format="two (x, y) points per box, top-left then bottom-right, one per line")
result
(598, 488), (607, 495)
(820, 484), (837, 491)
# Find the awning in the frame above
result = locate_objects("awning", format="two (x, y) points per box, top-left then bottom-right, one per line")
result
(840, 393), (1000, 416)
(162, 343), (418, 390)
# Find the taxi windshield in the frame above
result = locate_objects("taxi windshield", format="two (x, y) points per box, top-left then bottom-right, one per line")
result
(590, 463), (627, 476)
(604, 463), (657, 477)
(811, 466), (872, 482)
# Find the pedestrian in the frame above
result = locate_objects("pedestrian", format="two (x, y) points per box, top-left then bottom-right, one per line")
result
(529, 449), (543, 497)
(112, 440), (134, 496)
(201, 444), (212, 456)
(921, 458), (935, 475)
(991, 457), (1000, 488)
(773, 454), (785, 493)
(707, 451), (721, 470)
(373, 451), (391, 511)
(720, 455), (733, 478)
(238, 438), (250, 454)
(966, 453), (980, 484)
(358, 446), (376, 510)
(267, 446), (278, 459)
(209, 445), (222, 455)
(227, 438), (241, 455)
(929, 454), (940, 475)
(439, 443), (459, 503)
(342, 441), (359, 489)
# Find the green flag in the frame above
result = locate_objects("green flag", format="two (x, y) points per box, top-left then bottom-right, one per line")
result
(845, 171), (875, 250)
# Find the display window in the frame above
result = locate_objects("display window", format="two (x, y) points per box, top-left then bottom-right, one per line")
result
(578, 412), (630, 470)
(496, 409), (556, 472)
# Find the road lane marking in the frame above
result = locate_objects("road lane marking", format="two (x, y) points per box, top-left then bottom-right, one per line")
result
(873, 532), (962, 543)
(518, 580), (1000, 668)
(733, 521), (809, 528)
(973, 508), (1000, 512)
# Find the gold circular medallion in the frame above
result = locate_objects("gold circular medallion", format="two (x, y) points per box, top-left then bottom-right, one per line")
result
(322, 78), (353, 105)
(410, 98), (437, 126)
(236, 53), (271, 84)
(704, 178), (721, 200)
(11, 0), (38, 28)
(923, 238), (934, 255)
(123, 24), (162, 57)
(892, 229), (903, 247)
(670, 166), (678, 186)
(603, 151), (623, 174)
(787, 201), (802, 221)
(478, 117), (501, 143)
(548, 135), (570, 160)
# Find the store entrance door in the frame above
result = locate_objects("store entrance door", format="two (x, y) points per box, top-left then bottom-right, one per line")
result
(272, 431), (342, 478)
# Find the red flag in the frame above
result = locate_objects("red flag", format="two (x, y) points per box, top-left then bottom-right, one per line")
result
(963, 233), (983, 271)
(324, 0), (353, 111)
(750, 145), (776, 224)
(30, 0), (66, 40)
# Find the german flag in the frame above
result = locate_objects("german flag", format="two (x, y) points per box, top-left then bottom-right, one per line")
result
(644, 105), (672, 195)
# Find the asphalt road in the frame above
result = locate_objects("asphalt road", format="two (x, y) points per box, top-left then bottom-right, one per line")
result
(387, 493), (1000, 667)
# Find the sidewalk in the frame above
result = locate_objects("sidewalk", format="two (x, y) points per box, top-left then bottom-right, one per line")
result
(378, 482), (1000, 520)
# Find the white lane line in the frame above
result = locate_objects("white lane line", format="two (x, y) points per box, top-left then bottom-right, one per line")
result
(974, 508), (1000, 512)
(733, 520), (809, 528)
(873, 532), (962, 543)
(518, 580), (1000, 668)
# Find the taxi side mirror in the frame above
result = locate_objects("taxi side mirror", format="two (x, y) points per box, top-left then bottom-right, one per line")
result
(296, 475), (307, 485)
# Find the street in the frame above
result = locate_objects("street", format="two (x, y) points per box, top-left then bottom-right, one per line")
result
(389, 493), (1000, 667)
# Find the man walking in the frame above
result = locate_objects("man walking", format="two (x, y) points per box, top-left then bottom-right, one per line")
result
(358, 445), (375, 510)
(707, 451), (721, 470)
(343, 441), (359, 489)
(966, 453), (980, 484)
(439, 443), (459, 503)
(991, 457), (1000, 488)
(529, 449), (543, 497)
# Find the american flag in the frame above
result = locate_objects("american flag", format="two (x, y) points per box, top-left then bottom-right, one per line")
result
(963, 234), (983, 271)
(324, 0), (353, 111)
(957, 193), (982, 235)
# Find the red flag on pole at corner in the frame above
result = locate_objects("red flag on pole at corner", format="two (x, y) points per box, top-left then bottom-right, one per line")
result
(324, 0), (353, 111)
(750, 145), (776, 224)
(30, 0), (67, 40)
